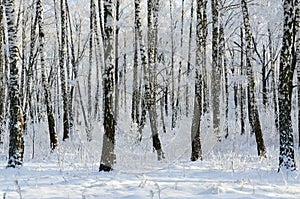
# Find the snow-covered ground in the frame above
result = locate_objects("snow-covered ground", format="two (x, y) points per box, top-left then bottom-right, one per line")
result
(1, 153), (300, 199)
(1, 114), (300, 199)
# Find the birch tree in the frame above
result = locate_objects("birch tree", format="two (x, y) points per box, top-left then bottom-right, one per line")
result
(241, 0), (266, 158)
(36, 0), (58, 150)
(211, 0), (221, 141)
(6, 0), (24, 167)
(60, 0), (70, 141)
(278, 0), (296, 171)
(0, 2), (5, 145)
(146, 0), (164, 160)
(191, 0), (204, 161)
(99, 0), (116, 172)
(296, 0), (300, 148)
(131, 0), (140, 125)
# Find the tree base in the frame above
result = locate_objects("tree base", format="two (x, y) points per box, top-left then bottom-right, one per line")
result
(99, 164), (113, 172)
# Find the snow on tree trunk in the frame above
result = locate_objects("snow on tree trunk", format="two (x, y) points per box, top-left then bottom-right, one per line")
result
(114, 0), (120, 120)
(0, 4), (5, 145)
(36, 0), (59, 151)
(87, 0), (94, 141)
(241, 0), (266, 158)
(191, 0), (205, 161)
(147, 0), (164, 160)
(170, 0), (176, 130)
(201, 0), (208, 114)
(211, 0), (221, 141)
(268, 28), (278, 133)
(6, 0), (25, 167)
(278, 0), (296, 171)
(99, 0), (116, 172)
(295, 0), (300, 148)
(186, 0), (194, 117)
(60, 0), (71, 141)
(131, 0), (140, 125)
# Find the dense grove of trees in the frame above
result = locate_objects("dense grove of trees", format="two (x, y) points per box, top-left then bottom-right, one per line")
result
(0, 0), (298, 171)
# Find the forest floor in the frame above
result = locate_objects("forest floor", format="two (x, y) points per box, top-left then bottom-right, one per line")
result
(0, 153), (300, 199)
(1, 114), (300, 198)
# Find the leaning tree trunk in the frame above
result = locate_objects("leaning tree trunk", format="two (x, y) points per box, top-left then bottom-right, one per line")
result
(241, 0), (266, 158)
(36, 0), (58, 151)
(99, 0), (116, 172)
(6, 0), (24, 168)
(278, 0), (296, 171)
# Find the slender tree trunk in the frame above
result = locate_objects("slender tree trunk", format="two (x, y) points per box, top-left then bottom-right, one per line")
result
(147, 0), (164, 160)
(20, 7), (26, 107)
(211, 0), (221, 141)
(23, 13), (37, 136)
(136, 0), (150, 139)
(6, 0), (24, 168)
(122, 32), (127, 112)
(131, 0), (141, 125)
(114, 0), (120, 120)
(186, 0), (194, 117)
(241, 0), (266, 158)
(99, 0), (116, 172)
(191, 0), (204, 161)
(65, 0), (76, 134)
(60, 0), (70, 141)
(174, 0), (185, 124)
(92, 0), (103, 121)
(219, 20), (228, 137)
(240, 27), (245, 135)
(278, 0), (296, 171)
(37, 0), (59, 150)
(262, 46), (268, 107)
(87, 0), (94, 141)
(295, 0), (300, 148)
(170, 0), (176, 129)
(0, 3), (5, 145)
(268, 28), (278, 133)
(202, 0), (208, 114)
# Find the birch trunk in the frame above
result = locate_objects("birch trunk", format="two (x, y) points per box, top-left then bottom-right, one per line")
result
(278, 0), (296, 171)
(60, 0), (70, 141)
(191, 0), (204, 161)
(241, 0), (266, 158)
(6, 0), (25, 167)
(99, 0), (116, 172)
(0, 3), (5, 145)
(36, 0), (58, 150)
